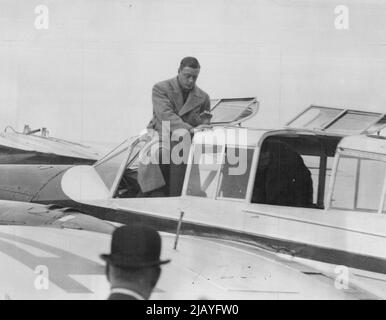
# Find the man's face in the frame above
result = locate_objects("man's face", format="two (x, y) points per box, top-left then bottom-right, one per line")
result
(177, 67), (200, 91)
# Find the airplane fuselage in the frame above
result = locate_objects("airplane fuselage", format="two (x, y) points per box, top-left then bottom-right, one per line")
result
(1, 113), (386, 297)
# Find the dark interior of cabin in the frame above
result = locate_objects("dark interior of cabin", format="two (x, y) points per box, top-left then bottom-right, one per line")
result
(251, 134), (342, 209)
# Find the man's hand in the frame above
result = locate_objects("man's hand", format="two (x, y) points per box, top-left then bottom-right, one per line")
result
(199, 111), (212, 125)
(190, 124), (212, 134)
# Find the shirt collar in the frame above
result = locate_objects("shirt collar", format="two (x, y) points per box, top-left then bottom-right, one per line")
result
(110, 288), (146, 300)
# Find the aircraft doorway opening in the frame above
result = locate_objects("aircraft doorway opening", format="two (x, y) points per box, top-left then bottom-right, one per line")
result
(251, 134), (341, 209)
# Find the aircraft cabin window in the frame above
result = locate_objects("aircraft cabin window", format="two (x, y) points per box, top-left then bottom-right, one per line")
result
(302, 156), (320, 204)
(357, 160), (386, 211)
(331, 156), (386, 212)
(216, 148), (254, 200)
(250, 134), (341, 209)
(383, 193), (386, 213)
(186, 144), (224, 198)
(95, 147), (128, 191)
(330, 157), (358, 210)
(251, 139), (316, 208)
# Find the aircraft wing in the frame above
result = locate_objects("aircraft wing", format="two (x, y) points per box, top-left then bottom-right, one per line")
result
(154, 234), (377, 300)
(0, 131), (103, 164)
(0, 224), (376, 299)
(0, 225), (111, 300)
(0, 200), (115, 234)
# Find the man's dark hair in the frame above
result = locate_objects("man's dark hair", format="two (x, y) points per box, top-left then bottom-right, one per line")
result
(179, 57), (200, 70)
(112, 264), (160, 282)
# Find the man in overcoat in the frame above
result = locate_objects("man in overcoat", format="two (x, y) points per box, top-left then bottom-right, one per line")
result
(138, 57), (211, 196)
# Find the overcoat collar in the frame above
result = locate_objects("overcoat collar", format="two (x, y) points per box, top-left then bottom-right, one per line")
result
(170, 77), (206, 117)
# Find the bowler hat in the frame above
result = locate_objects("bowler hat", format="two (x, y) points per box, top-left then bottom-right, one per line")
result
(100, 225), (170, 268)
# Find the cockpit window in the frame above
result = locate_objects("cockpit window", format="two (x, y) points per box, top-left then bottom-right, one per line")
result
(125, 138), (148, 171)
(331, 156), (386, 212)
(94, 143), (129, 191)
(185, 145), (254, 200)
(186, 144), (224, 198)
(217, 148), (254, 200)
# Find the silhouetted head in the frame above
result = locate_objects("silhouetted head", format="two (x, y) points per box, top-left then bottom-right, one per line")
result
(101, 224), (170, 299)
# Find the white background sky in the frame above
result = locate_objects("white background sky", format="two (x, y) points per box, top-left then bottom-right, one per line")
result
(1, 0), (386, 150)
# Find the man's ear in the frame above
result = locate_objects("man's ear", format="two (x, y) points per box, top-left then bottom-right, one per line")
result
(150, 267), (161, 288)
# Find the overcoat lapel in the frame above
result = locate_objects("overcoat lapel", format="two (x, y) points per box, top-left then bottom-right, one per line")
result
(170, 77), (184, 113)
(169, 77), (206, 117)
(178, 90), (204, 117)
